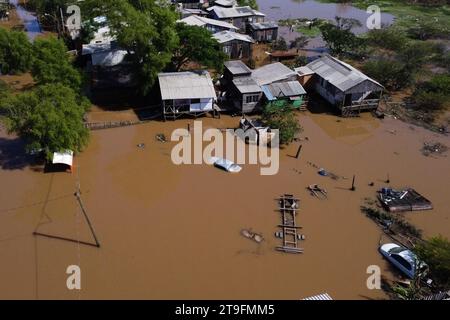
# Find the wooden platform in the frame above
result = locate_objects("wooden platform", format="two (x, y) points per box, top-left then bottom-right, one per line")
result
(275, 194), (304, 254)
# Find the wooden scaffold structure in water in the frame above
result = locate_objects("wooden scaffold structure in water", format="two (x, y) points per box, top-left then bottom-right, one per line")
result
(275, 194), (304, 254)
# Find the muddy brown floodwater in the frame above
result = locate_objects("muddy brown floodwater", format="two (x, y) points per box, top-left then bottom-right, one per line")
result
(0, 112), (449, 300)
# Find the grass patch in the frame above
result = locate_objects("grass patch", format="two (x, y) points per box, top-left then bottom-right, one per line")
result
(318, 0), (450, 31)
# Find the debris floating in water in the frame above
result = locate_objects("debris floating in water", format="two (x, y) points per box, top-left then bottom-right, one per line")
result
(421, 141), (448, 157)
(155, 133), (167, 143)
(378, 187), (433, 212)
(241, 229), (264, 243)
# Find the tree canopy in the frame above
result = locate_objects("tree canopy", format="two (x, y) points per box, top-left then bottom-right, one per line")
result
(262, 102), (302, 145)
(31, 37), (82, 91)
(0, 84), (90, 160)
(172, 23), (227, 72)
(319, 23), (362, 56)
(415, 235), (450, 289)
(236, 0), (259, 9)
(81, 0), (179, 95)
(0, 29), (33, 74)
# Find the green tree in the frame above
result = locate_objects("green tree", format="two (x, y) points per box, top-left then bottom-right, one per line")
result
(0, 84), (90, 160)
(0, 29), (33, 74)
(236, 0), (259, 9)
(415, 235), (450, 289)
(262, 101), (302, 145)
(319, 23), (363, 55)
(81, 0), (179, 95)
(271, 37), (288, 51)
(172, 23), (227, 72)
(31, 37), (82, 90)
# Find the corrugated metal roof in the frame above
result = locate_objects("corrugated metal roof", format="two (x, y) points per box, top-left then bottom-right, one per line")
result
(82, 42), (113, 56)
(91, 49), (128, 67)
(224, 60), (252, 75)
(212, 30), (254, 44)
(306, 55), (383, 92)
(232, 77), (261, 94)
(208, 5), (265, 19)
(178, 15), (238, 30)
(302, 293), (333, 300)
(158, 71), (217, 100)
(294, 66), (314, 76)
(251, 62), (296, 86)
(214, 0), (236, 7)
(249, 21), (278, 30)
(262, 81), (306, 100)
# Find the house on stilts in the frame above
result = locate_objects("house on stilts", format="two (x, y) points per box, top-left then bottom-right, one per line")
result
(158, 71), (217, 120)
(297, 55), (384, 117)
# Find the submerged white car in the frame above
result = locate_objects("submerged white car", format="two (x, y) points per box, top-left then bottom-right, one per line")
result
(379, 243), (428, 279)
(209, 157), (242, 173)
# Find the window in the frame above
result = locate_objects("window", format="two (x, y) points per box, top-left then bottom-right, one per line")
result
(392, 254), (412, 271)
(191, 99), (200, 104)
(245, 95), (259, 104)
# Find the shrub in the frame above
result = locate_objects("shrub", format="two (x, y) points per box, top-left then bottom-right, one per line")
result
(412, 74), (450, 112)
(366, 27), (408, 51)
(0, 29), (32, 74)
(362, 59), (413, 90)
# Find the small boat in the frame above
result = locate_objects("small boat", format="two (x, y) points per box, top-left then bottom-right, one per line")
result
(241, 229), (264, 243)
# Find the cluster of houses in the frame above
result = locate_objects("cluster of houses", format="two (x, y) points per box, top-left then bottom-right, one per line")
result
(79, 1), (384, 119)
(158, 55), (384, 120)
(176, 0), (279, 59)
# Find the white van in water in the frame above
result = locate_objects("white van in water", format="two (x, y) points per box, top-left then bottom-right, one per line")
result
(379, 243), (428, 279)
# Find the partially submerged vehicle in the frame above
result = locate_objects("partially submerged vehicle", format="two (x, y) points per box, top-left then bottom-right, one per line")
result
(379, 243), (428, 279)
(209, 157), (242, 173)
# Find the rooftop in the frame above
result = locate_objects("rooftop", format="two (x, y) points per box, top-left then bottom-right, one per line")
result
(214, 0), (237, 7)
(91, 49), (128, 67)
(249, 21), (278, 30)
(294, 66), (314, 76)
(306, 55), (383, 92)
(224, 60), (252, 75)
(251, 62), (297, 86)
(178, 15), (238, 30)
(207, 5), (265, 19)
(212, 30), (254, 44)
(232, 77), (262, 94)
(261, 81), (306, 101)
(158, 71), (217, 100)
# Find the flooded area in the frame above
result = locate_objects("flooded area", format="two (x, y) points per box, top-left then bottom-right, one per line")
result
(1, 111), (449, 299)
(257, 0), (395, 52)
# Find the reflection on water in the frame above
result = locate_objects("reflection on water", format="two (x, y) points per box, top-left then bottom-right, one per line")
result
(10, 0), (42, 40)
(258, 0), (395, 34)
(308, 112), (381, 145)
(257, 0), (395, 56)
